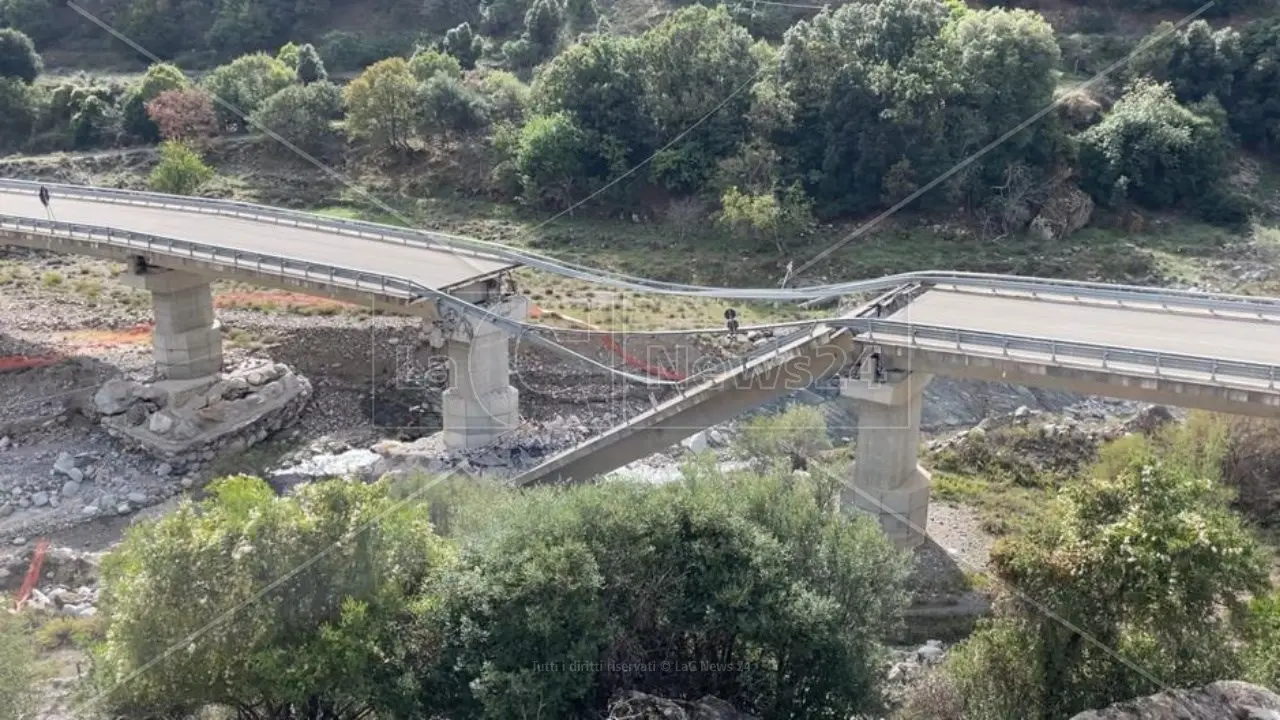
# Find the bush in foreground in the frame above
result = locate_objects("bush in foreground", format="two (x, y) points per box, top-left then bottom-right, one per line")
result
(404, 468), (911, 719)
(91, 476), (452, 720)
(0, 603), (41, 720)
(918, 418), (1270, 719)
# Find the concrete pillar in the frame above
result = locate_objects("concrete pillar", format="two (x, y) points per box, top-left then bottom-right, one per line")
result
(123, 266), (223, 381)
(440, 296), (527, 451)
(840, 357), (933, 550)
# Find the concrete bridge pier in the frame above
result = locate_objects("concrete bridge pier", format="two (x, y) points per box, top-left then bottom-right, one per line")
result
(439, 296), (529, 451)
(840, 354), (933, 550)
(122, 264), (223, 381)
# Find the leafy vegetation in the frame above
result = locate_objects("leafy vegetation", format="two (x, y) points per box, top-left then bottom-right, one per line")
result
(0, 605), (41, 720)
(904, 415), (1278, 718)
(82, 467), (911, 719)
(148, 140), (215, 194)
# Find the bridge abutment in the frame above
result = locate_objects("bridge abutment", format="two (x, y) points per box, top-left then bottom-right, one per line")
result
(438, 296), (528, 451)
(841, 356), (933, 550)
(122, 266), (223, 381)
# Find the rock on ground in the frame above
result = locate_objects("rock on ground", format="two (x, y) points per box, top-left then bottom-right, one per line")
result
(1069, 681), (1280, 720)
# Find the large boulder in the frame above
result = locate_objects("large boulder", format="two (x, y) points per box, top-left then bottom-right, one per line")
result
(1069, 681), (1280, 720)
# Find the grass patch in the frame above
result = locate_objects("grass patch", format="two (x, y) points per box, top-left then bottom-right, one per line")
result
(931, 470), (1056, 538)
(33, 614), (107, 651)
(40, 270), (64, 288)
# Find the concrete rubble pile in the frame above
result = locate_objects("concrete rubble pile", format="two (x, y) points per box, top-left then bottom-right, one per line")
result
(268, 413), (604, 491)
(91, 359), (312, 470)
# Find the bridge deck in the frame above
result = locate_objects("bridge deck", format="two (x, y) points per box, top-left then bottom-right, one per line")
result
(0, 193), (517, 290)
(890, 286), (1280, 366)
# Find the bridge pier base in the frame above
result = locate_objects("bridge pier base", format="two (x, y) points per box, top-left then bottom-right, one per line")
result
(440, 296), (528, 451)
(123, 265), (223, 381)
(841, 360), (933, 550)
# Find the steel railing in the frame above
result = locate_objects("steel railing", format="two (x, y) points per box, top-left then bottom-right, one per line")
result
(835, 318), (1280, 389)
(5, 195), (1280, 392)
(8, 179), (1280, 312)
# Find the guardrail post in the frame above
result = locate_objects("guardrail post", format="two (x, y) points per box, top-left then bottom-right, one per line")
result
(1271, 367), (1276, 390)
(1154, 355), (1161, 377)
(1050, 342), (1057, 362)
(954, 331), (961, 350)
(1211, 361), (1218, 382)
(1002, 339), (1009, 356)
(1101, 350), (1108, 369)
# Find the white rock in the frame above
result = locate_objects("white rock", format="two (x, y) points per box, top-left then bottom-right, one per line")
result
(148, 412), (175, 435)
(82, 506), (98, 516)
(116, 503), (131, 515)
(62, 480), (81, 497)
(156, 463), (173, 477)
(12, 537), (26, 545)
(31, 492), (49, 507)
(53, 451), (77, 477)
(180, 476), (194, 490)
(127, 492), (146, 504)
(681, 431), (710, 453)
(0, 436), (9, 450)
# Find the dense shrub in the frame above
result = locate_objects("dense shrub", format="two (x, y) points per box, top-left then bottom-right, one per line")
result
(122, 63), (189, 141)
(0, 27), (40, 83)
(928, 419), (1271, 719)
(91, 476), (450, 720)
(0, 77), (34, 150)
(443, 22), (483, 69)
(145, 87), (218, 144)
(408, 46), (463, 82)
(148, 141), (214, 195)
(416, 73), (489, 138)
(405, 469), (910, 719)
(295, 43), (327, 84)
(1079, 80), (1232, 212)
(0, 603), (41, 720)
(250, 81), (342, 153)
(201, 53), (294, 131)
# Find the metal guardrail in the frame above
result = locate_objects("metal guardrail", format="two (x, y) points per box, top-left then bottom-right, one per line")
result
(5, 188), (1280, 392)
(0, 179), (516, 268)
(836, 318), (1280, 389)
(8, 178), (1280, 314)
(0, 215), (423, 299)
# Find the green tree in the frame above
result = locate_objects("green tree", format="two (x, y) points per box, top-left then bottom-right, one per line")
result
(443, 22), (483, 69)
(944, 8), (1064, 205)
(1226, 18), (1280, 151)
(344, 57), (419, 150)
(416, 73), (489, 139)
(122, 62), (189, 141)
(276, 40), (301, 68)
(72, 95), (113, 148)
(148, 140), (214, 195)
(0, 28), (40, 83)
(515, 112), (613, 208)
(1079, 80), (1231, 211)
(947, 422), (1270, 719)
(251, 81), (342, 153)
(1242, 590), (1280, 691)
(202, 53), (295, 131)
(480, 69), (529, 123)
(523, 0), (562, 53)
(92, 476), (451, 720)
(639, 5), (757, 193)
(778, 0), (955, 213)
(531, 35), (651, 164)
(0, 603), (41, 720)
(1129, 20), (1243, 104)
(0, 0), (63, 46)
(0, 77), (34, 150)
(408, 46), (463, 82)
(405, 469), (909, 719)
(735, 405), (830, 472)
(295, 42), (327, 84)
(480, 0), (530, 35)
